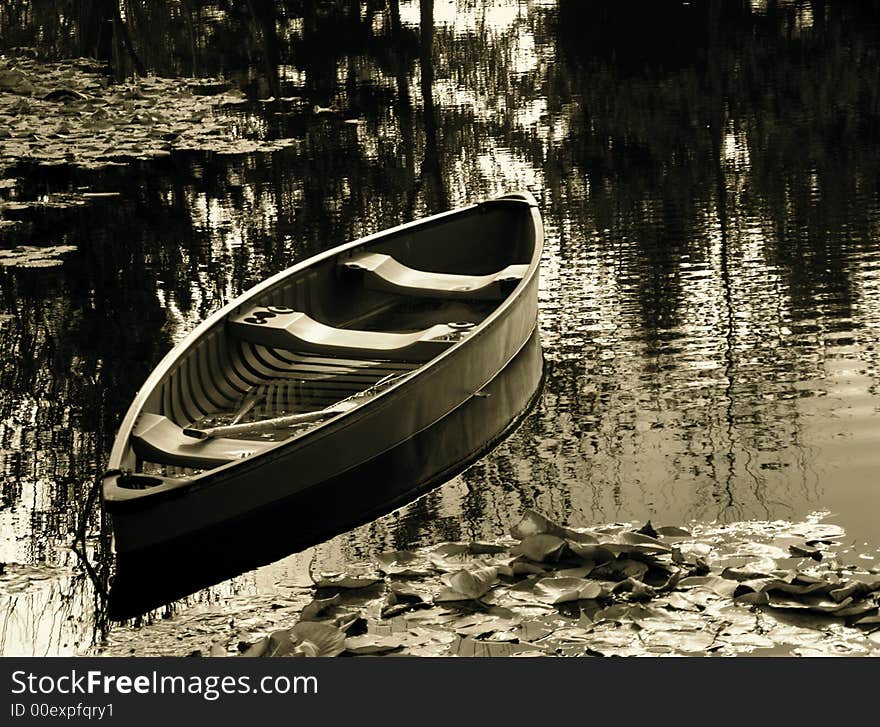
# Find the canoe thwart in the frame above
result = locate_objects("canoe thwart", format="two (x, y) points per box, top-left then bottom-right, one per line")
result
(342, 252), (528, 301)
(228, 308), (474, 361)
(131, 412), (268, 468)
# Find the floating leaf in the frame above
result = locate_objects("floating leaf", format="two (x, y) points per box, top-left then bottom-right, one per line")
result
(761, 594), (873, 618)
(453, 615), (518, 638)
(300, 594), (342, 621)
(555, 565), (595, 579)
(830, 580), (880, 602)
(450, 635), (546, 657)
(611, 578), (657, 600)
(0, 68), (35, 95)
(509, 560), (547, 576)
(594, 603), (662, 622)
(387, 581), (430, 604)
(656, 526), (692, 538)
(240, 637), (269, 657)
(733, 590), (770, 606)
(467, 542), (509, 555)
(679, 542), (713, 558)
(664, 592), (702, 611)
(344, 634), (405, 655)
(835, 602), (878, 619)
(789, 544), (823, 561)
(530, 577), (605, 604)
(434, 589), (473, 603)
(619, 531), (671, 553)
(263, 630), (296, 657)
(720, 566), (775, 582)
(289, 622), (346, 657)
(678, 575), (738, 598)
(510, 509), (597, 543)
(314, 573), (380, 589)
(440, 566), (499, 600)
(510, 534), (567, 562)
(732, 577), (830, 601)
(636, 521), (658, 538)
(432, 543), (471, 557)
(644, 629), (718, 654)
(374, 550), (430, 576)
(612, 559), (650, 581)
(427, 543), (483, 572)
(566, 541), (615, 562)
(789, 522), (846, 541)
(509, 510), (557, 539)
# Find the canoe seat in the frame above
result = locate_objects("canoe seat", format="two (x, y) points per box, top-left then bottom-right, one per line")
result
(228, 306), (474, 361)
(342, 252), (528, 301)
(132, 412), (268, 468)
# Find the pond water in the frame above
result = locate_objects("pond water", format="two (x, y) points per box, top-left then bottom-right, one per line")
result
(1, 0), (879, 655)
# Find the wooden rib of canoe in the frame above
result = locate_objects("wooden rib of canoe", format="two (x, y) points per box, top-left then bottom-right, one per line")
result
(102, 191), (544, 558)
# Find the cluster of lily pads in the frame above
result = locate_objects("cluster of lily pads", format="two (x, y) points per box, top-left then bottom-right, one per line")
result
(205, 510), (880, 657)
(0, 54), (296, 177)
(0, 243), (78, 268)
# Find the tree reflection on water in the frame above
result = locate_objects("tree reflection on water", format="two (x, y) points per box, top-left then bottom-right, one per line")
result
(0, 0), (879, 653)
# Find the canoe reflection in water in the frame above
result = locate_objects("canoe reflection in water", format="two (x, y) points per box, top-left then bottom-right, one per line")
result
(105, 192), (545, 618)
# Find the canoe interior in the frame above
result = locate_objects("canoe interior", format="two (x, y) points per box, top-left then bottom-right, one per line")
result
(119, 199), (538, 480)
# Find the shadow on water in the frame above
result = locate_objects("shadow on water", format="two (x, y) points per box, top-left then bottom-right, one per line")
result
(1, 0), (880, 651)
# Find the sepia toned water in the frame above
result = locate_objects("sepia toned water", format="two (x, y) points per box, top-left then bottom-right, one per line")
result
(0, 0), (878, 654)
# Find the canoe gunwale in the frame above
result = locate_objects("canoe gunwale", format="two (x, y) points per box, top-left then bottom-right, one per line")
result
(103, 191), (543, 508)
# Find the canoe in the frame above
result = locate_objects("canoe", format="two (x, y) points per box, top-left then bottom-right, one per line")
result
(108, 327), (544, 618)
(102, 191), (544, 561)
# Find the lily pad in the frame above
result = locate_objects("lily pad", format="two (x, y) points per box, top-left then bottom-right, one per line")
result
(374, 550), (431, 577)
(531, 577), (608, 604)
(0, 244), (76, 267)
(299, 594), (342, 621)
(314, 573), (380, 589)
(289, 622), (346, 657)
(439, 566), (499, 600)
(678, 575), (738, 598)
(510, 534), (568, 562)
(344, 634), (405, 655)
(510, 509), (597, 544)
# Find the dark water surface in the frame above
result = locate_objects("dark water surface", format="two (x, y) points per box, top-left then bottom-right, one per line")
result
(1, 0), (879, 654)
